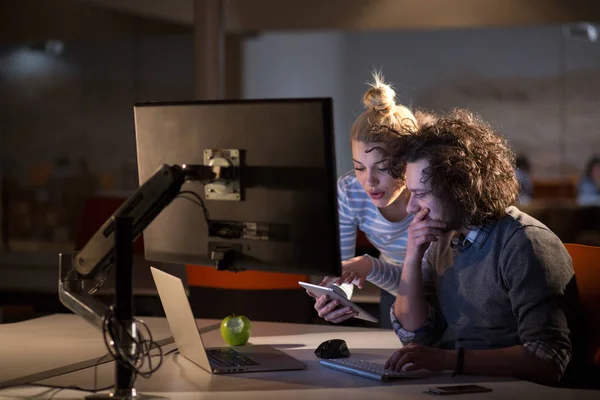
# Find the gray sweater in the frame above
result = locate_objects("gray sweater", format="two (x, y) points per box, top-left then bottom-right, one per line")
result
(429, 206), (574, 352)
(369, 207), (578, 364)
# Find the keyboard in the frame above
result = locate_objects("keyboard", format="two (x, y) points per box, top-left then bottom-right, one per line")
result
(320, 359), (421, 381)
(206, 348), (259, 368)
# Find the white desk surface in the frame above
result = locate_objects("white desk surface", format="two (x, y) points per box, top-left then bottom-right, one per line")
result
(0, 314), (597, 399)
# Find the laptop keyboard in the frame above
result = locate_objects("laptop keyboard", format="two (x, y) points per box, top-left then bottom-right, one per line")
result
(320, 359), (421, 381)
(206, 348), (260, 368)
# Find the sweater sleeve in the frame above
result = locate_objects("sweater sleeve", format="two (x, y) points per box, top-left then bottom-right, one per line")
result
(501, 226), (574, 377)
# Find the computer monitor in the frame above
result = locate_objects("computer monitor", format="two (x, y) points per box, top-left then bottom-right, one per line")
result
(134, 98), (341, 277)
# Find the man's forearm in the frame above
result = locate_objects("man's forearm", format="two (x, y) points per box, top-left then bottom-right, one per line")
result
(461, 345), (562, 386)
(394, 259), (429, 331)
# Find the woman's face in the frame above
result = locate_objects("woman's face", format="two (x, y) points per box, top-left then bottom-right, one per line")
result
(351, 140), (404, 209)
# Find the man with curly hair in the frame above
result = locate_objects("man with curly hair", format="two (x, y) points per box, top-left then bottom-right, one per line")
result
(374, 110), (582, 386)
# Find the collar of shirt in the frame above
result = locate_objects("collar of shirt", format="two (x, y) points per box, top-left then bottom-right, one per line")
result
(450, 224), (493, 249)
(463, 224), (493, 248)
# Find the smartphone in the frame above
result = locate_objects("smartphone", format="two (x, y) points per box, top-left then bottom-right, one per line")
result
(426, 384), (492, 395)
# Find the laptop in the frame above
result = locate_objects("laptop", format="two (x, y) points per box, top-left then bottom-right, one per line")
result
(150, 266), (307, 374)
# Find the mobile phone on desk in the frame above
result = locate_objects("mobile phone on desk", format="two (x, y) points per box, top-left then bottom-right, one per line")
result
(426, 385), (492, 395)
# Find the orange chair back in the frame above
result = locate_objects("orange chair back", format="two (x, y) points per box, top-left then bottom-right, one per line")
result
(564, 243), (600, 366)
(186, 265), (308, 290)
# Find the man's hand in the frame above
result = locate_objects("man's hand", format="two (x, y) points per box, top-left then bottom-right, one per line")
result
(334, 255), (373, 289)
(385, 343), (455, 372)
(406, 208), (446, 264)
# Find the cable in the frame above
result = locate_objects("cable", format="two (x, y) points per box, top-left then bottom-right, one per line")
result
(178, 190), (243, 239)
(164, 348), (179, 357)
(101, 306), (164, 392)
(177, 190), (213, 228)
(29, 382), (115, 393)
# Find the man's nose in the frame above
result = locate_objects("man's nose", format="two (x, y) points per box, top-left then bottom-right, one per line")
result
(406, 195), (419, 214)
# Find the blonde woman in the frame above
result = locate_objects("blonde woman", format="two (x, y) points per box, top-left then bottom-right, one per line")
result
(309, 73), (432, 325)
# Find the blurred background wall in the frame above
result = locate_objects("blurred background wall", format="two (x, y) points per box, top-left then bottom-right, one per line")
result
(3, 25), (599, 197)
(0, 0), (599, 320)
(3, 25), (599, 246)
(244, 27), (600, 178)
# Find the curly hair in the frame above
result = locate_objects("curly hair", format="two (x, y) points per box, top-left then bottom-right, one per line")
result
(386, 109), (519, 227)
(364, 111), (436, 179)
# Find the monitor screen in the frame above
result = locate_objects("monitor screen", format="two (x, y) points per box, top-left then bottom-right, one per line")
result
(134, 98), (341, 277)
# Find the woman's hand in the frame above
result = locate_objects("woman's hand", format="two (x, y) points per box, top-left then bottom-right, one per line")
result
(306, 257), (371, 324)
(335, 256), (373, 289)
(311, 294), (358, 323)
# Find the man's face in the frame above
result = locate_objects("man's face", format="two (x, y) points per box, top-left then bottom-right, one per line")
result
(351, 140), (404, 209)
(405, 159), (458, 230)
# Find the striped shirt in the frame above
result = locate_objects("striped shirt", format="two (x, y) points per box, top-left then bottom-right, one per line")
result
(337, 171), (416, 296)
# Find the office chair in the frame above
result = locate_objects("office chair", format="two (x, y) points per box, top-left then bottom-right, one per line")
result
(563, 243), (600, 367)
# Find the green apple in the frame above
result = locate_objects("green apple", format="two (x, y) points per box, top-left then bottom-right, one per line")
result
(220, 314), (251, 346)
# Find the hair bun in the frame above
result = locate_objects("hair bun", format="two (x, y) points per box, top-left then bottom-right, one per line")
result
(363, 73), (396, 115)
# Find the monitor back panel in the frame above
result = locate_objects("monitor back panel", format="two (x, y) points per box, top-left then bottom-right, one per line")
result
(134, 99), (340, 276)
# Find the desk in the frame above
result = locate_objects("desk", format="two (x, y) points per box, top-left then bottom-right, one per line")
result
(0, 314), (597, 399)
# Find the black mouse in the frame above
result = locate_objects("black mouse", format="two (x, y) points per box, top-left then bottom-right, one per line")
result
(315, 339), (350, 359)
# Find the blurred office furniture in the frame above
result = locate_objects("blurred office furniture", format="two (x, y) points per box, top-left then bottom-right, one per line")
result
(532, 178), (578, 202)
(521, 204), (600, 246)
(0, 250), (67, 323)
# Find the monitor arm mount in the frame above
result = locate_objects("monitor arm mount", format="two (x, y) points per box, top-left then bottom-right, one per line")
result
(58, 159), (238, 330)
(57, 157), (238, 400)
